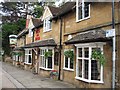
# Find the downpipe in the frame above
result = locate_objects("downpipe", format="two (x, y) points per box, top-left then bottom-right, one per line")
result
(112, 0), (116, 89)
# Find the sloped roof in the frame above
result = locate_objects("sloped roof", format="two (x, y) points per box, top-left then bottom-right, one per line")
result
(23, 39), (57, 48)
(48, 6), (60, 16)
(32, 18), (43, 28)
(48, 2), (76, 18)
(17, 28), (28, 38)
(65, 29), (111, 44)
(57, 2), (76, 16)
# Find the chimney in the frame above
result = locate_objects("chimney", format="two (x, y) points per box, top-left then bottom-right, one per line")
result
(26, 15), (32, 28)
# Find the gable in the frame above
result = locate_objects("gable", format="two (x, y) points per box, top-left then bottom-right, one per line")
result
(42, 7), (53, 20)
(28, 18), (34, 29)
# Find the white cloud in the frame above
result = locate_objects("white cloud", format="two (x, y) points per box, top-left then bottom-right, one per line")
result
(0, 0), (4, 3)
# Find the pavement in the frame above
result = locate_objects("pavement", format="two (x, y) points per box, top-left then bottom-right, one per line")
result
(1, 61), (76, 89)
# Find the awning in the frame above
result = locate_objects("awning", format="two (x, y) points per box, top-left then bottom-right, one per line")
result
(65, 29), (112, 44)
(23, 39), (57, 48)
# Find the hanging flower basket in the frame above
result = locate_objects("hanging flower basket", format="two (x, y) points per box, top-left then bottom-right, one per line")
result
(91, 49), (106, 66)
(12, 52), (23, 56)
(64, 50), (74, 62)
(44, 51), (53, 59)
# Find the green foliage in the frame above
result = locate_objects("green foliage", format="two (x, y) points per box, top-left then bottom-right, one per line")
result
(12, 52), (22, 56)
(91, 49), (106, 66)
(2, 18), (26, 55)
(44, 51), (53, 59)
(32, 5), (43, 18)
(64, 50), (74, 62)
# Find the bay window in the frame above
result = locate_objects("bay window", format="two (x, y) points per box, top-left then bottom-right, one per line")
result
(75, 43), (105, 83)
(76, 0), (90, 22)
(39, 48), (54, 70)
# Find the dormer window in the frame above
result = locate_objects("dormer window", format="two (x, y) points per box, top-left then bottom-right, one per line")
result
(43, 17), (52, 32)
(76, 0), (90, 22)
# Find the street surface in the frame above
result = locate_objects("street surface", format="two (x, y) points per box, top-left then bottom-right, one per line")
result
(1, 61), (76, 89)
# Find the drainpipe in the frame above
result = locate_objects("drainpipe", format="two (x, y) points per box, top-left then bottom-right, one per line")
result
(32, 30), (34, 42)
(112, 0), (116, 89)
(58, 17), (62, 80)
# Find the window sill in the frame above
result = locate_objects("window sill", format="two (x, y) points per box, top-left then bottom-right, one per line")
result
(39, 67), (53, 71)
(24, 62), (32, 65)
(75, 76), (104, 84)
(63, 68), (74, 72)
(76, 16), (90, 23)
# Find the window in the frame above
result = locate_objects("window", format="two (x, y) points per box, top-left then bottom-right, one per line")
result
(76, 0), (90, 21)
(39, 48), (54, 70)
(28, 29), (33, 37)
(12, 55), (16, 61)
(75, 43), (105, 83)
(15, 55), (19, 61)
(25, 49), (32, 64)
(63, 50), (74, 71)
(43, 17), (52, 32)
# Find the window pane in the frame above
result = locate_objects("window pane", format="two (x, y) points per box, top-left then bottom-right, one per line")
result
(65, 57), (68, 68)
(84, 60), (88, 79)
(84, 48), (89, 58)
(28, 55), (32, 63)
(43, 57), (45, 67)
(91, 60), (100, 80)
(78, 6), (82, 20)
(40, 49), (42, 55)
(84, 3), (89, 18)
(29, 50), (31, 54)
(78, 48), (82, 57)
(48, 57), (52, 69)
(78, 59), (82, 77)
(92, 48), (101, 52)
(70, 58), (73, 69)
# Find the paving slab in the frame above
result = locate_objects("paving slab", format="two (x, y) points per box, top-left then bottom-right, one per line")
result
(2, 62), (76, 88)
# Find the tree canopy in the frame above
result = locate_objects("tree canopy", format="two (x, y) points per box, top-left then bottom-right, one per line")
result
(1, 1), (55, 55)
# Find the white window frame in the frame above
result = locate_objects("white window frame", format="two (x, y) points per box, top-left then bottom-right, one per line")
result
(15, 55), (19, 62)
(43, 16), (52, 32)
(28, 29), (33, 37)
(39, 47), (54, 70)
(24, 49), (32, 65)
(63, 49), (74, 71)
(12, 55), (16, 61)
(76, 0), (90, 22)
(75, 42), (106, 83)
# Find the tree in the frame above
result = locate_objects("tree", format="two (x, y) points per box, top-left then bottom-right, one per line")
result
(2, 20), (26, 55)
(1, 1), (55, 56)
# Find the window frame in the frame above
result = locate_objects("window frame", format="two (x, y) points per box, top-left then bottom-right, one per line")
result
(75, 42), (105, 83)
(39, 47), (54, 70)
(43, 16), (52, 32)
(76, 0), (90, 22)
(63, 49), (74, 71)
(24, 49), (32, 65)
(12, 55), (16, 61)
